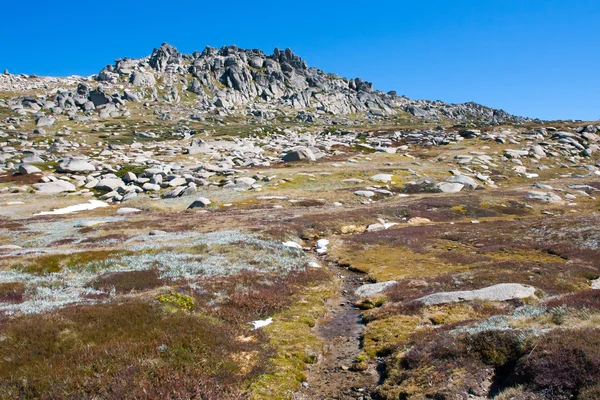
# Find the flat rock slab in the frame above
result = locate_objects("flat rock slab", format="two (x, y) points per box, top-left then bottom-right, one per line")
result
(33, 180), (76, 194)
(354, 190), (375, 197)
(57, 158), (95, 173)
(415, 283), (536, 305)
(355, 281), (397, 298)
(370, 174), (393, 182)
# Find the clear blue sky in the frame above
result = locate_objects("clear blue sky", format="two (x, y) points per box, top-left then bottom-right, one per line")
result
(1, 0), (598, 121)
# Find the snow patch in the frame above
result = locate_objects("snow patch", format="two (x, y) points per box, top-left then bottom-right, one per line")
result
(283, 241), (303, 249)
(34, 200), (108, 215)
(249, 317), (273, 330)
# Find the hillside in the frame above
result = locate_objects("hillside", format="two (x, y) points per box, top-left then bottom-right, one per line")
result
(0, 43), (598, 400)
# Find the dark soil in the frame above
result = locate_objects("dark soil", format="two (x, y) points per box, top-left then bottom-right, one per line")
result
(294, 260), (381, 400)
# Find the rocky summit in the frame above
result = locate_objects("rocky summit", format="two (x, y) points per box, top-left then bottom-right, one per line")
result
(2, 43), (529, 127)
(0, 42), (599, 400)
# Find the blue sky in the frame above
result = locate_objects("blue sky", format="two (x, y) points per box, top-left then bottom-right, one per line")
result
(1, 0), (598, 120)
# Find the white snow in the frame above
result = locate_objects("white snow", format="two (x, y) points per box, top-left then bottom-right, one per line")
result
(283, 241), (303, 249)
(316, 239), (329, 254)
(249, 317), (273, 330)
(34, 200), (108, 216)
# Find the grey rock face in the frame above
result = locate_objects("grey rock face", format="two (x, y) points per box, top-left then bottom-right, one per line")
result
(88, 89), (112, 107)
(87, 42), (529, 123)
(149, 43), (182, 72)
(130, 71), (156, 87)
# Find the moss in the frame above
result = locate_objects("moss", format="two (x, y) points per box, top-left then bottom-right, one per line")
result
(424, 303), (480, 325)
(249, 277), (338, 399)
(11, 250), (131, 275)
(157, 292), (195, 311)
(331, 243), (470, 282)
(452, 205), (467, 214)
(363, 314), (421, 357)
(356, 295), (387, 310)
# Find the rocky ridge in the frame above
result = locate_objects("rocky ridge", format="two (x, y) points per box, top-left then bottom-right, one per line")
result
(2, 43), (530, 126)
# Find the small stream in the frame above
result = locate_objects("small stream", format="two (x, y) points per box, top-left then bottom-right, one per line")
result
(293, 259), (381, 400)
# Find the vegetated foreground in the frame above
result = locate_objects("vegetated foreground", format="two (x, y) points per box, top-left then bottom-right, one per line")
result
(0, 43), (599, 399)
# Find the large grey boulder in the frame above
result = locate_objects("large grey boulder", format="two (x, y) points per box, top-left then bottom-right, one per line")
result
(95, 178), (125, 192)
(168, 177), (187, 187)
(142, 183), (160, 191)
(18, 164), (41, 174)
(33, 180), (76, 194)
(57, 158), (95, 173)
(445, 175), (479, 189)
(437, 182), (464, 193)
(122, 172), (137, 183)
(234, 177), (256, 187)
(415, 283), (536, 306)
(282, 147), (316, 162)
(36, 116), (55, 127)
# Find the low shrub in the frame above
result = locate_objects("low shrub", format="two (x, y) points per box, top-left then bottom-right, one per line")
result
(0, 282), (26, 303)
(0, 301), (272, 399)
(90, 269), (164, 294)
(546, 290), (600, 311)
(157, 292), (195, 311)
(515, 328), (600, 399)
(194, 268), (329, 323)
